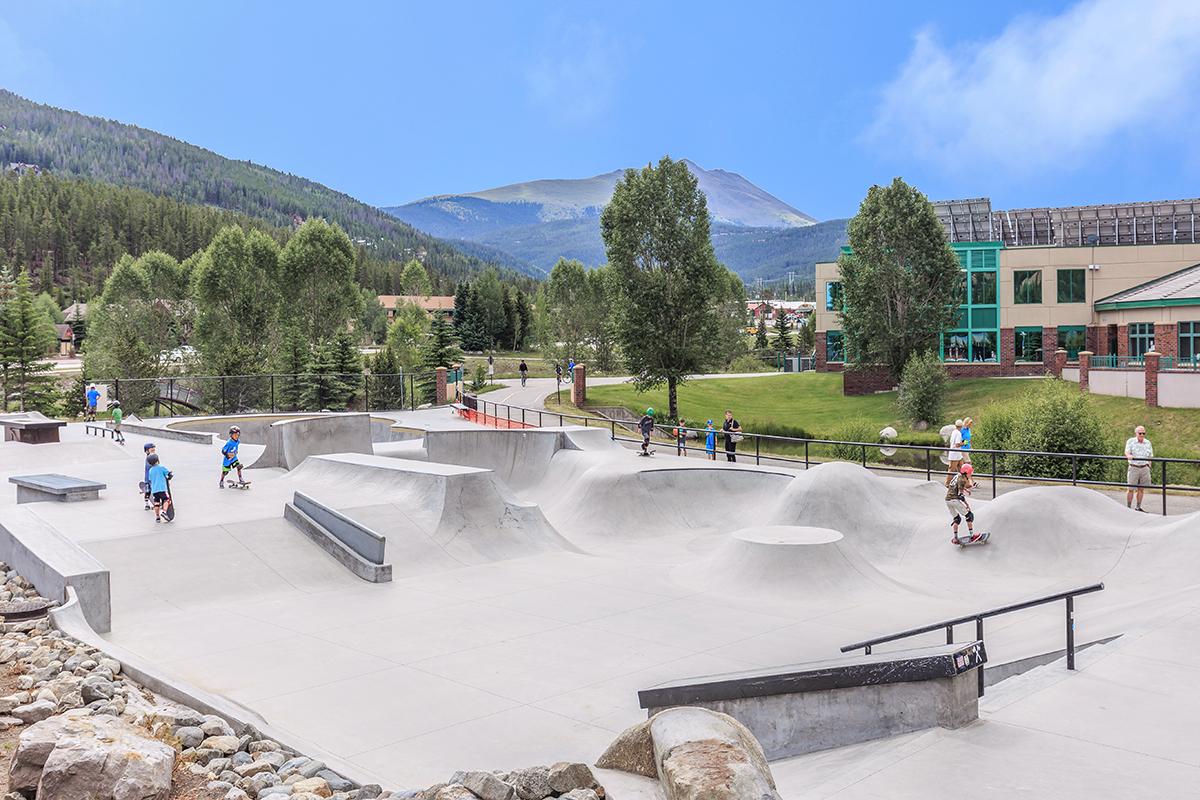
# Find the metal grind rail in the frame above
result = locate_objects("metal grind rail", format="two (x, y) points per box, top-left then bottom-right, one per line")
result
(464, 395), (1200, 516)
(840, 582), (1106, 697)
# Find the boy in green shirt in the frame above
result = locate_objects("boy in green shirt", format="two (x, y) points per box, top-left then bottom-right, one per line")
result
(110, 401), (125, 445)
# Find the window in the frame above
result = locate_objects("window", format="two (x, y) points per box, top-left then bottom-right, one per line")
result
(1180, 322), (1200, 362)
(1058, 326), (1086, 360)
(825, 282), (844, 312)
(1057, 269), (1086, 303)
(826, 331), (844, 362)
(943, 332), (969, 362)
(971, 331), (998, 362)
(1014, 270), (1042, 304)
(1129, 322), (1155, 359)
(1015, 328), (1043, 362)
(971, 271), (997, 305)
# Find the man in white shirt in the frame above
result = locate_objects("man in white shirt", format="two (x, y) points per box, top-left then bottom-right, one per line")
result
(1124, 425), (1153, 512)
(946, 419), (964, 485)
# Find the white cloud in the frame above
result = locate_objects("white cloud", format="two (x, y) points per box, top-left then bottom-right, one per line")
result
(525, 22), (624, 125)
(867, 0), (1200, 172)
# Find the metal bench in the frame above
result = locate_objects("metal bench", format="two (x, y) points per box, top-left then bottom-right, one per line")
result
(1, 418), (67, 444)
(8, 474), (107, 504)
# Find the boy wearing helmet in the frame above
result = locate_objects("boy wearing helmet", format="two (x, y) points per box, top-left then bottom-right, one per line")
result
(638, 408), (655, 456)
(110, 400), (125, 445)
(142, 442), (157, 509)
(945, 462), (982, 544)
(220, 426), (245, 488)
(146, 453), (173, 522)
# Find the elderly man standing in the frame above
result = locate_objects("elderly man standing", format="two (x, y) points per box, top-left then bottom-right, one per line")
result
(1124, 425), (1154, 512)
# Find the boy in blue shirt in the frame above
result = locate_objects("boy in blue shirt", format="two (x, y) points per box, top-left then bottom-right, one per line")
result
(220, 426), (245, 488)
(146, 453), (173, 523)
(142, 442), (156, 509)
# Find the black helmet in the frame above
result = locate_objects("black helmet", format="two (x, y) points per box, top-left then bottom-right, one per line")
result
(147, 453), (160, 466)
(143, 442), (156, 452)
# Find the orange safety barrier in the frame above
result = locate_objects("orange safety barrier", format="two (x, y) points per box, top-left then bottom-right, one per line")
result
(456, 407), (535, 429)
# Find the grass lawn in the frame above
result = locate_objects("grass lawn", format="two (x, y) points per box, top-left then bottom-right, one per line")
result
(586, 372), (1200, 463)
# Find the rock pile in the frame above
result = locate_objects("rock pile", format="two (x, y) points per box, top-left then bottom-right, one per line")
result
(394, 762), (604, 800)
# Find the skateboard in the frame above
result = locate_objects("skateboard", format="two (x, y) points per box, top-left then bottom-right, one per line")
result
(138, 481), (149, 494)
(223, 481), (252, 490)
(163, 482), (175, 521)
(952, 531), (989, 547)
(637, 450), (655, 457)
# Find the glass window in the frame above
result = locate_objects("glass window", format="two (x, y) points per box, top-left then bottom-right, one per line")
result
(971, 307), (998, 329)
(1014, 270), (1042, 304)
(971, 271), (997, 305)
(1180, 321), (1200, 362)
(825, 282), (844, 312)
(1058, 326), (1086, 360)
(826, 330), (844, 362)
(1015, 328), (1043, 362)
(1057, 269), (1087, 303)
(1129, 322), (1155, 358)
(971, 331), (998, 362)
(944, 332), (969, 362)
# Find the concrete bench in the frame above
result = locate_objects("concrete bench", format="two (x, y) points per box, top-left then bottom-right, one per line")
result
(2, 419), (66, 444)
(9, 474), (107, 504)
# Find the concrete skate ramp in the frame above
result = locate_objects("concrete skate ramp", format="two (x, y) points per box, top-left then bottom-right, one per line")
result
(168, 413), (407, 445)
(677, 525), (910, 603)
(249, 413), (373, 470)
(284, 453), (578, 575)
(422, 427), (622, 490)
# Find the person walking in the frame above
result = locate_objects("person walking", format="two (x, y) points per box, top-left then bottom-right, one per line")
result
(705, 420), (717, 461)
(674, 418), (688, 457)
(946, 419), (964, 483)
(568, 358), (576, 383)
(960, 416), (973, 463)
(1125, 425), (1153, 512)
(487, 354), (495, 382)
(518, 359), (528, 387)
(146, 453), (173, 523)
(722, 410), (742, 463)
(141, 442), (157, 510)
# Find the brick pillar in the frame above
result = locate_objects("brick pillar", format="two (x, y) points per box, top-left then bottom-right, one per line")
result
(1145, 351), (1160, 408)
(1155, 323), (1177, 357)
(435, 366), (447, 405)
(1052, 349), (1067, 379)
(1043, 326), (1057, 372)
(1000, 327), (1015, 375)
(815, 335), (828, 371)
(1117, 325), (1129, 357)
(1078, 351), (1092, 393)
(571, 363), (586, 405)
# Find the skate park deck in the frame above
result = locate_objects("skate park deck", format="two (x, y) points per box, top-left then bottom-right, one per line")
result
(1, 413), (1197, 794)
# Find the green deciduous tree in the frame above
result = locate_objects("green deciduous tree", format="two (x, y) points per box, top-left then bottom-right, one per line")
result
(545, 258), (591, 360)
(0, 269), (56, 411)
(838, 178), (961, 378)
(358, 288), (388, 344)
(601, 157), (728, 420)
(279, 219), (358, 342)
(896, 350), (948, 427)
(474, 268), (507, 347)
(400, 259), (433, 297)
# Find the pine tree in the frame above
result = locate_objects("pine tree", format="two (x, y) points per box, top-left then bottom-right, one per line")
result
(0, 269), (56, 412)
(302, 339), (339, 411)
(275, 326), (311, 411)
(0, 265), (15, 407)
(754, 315), (770, 350)
(418, 313), (463, 402)
(369, 346), (405, 410)
(330, 330), (364, 408)
(452, 282), (470, 334)
(773, 309), (793, 351)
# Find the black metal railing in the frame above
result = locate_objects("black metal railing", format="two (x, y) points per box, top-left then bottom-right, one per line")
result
(96, 369), (462, 418)
(463, 395), (1200, 516)
(839, 583), (1105, 697)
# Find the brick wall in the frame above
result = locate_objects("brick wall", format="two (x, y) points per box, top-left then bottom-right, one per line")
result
(1155, 323), (1177, 357)
(843, 365), (895, 395)
(1117, 325), (1129, 357)
(1043, 326), (1057, 370)
(1146, 353), (1160, 407)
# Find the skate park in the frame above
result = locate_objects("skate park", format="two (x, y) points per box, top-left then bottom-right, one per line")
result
(1, 404), (1198, 797)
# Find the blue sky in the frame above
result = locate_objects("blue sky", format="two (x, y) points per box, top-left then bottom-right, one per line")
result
(3, 0), (1200, 220)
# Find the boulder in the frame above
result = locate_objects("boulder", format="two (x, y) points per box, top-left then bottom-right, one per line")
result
(292, 777), (333, 798)
(10, 712), (175, 800)
(12, 699), (56, 725)
(559, 792), (599, 800)
(460, 771), (513, 800)
(203, 735), (243, 754)
(649, 708), (780, 800)
(432, 787), (474, 800)
(596, 721), (659, 779)
(176, 725), (206, 749)
(547, 763), (595, 794)
(507, 767), (553, 800)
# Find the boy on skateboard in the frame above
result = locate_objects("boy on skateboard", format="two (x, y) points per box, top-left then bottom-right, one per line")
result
(146, 453), (173, 523)
(219, 426), (247, 488)
(142, 442), (156, 509)
(945, 463), (985, 545)
(638, 408), (655, 456)
(110, 400), (125, 444)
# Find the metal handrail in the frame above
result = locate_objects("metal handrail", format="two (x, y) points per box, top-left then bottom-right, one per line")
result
(840, 582), (1105, 697)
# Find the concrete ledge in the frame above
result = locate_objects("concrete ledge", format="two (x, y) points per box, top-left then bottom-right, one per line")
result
(10, 474), (106, 504)
(640, 642), (986, 760)
(250, 413), (373, 470)
(49, 588), (381, 788)
(0, 508), (111, 632)
(2, 418), (66, 444)
(284, 500), (392, 583)
(117, 420), (214, 445)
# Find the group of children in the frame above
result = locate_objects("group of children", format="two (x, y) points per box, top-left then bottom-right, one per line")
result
(85, 383), (126, 445)
(633, 412), (733, 461)
(138, 426), (249, 523)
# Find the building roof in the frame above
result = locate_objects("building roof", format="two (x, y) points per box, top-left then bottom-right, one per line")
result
(377, 295), (455, 312)
(62, 302), (87, 321)
(53, 323), (73, 341)
(1094, 263), (1200, 310)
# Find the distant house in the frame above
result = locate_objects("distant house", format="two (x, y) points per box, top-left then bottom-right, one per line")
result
(62, 302), (88, 323)
(377, 295), (456, 321)
(53, 323), (75, 357)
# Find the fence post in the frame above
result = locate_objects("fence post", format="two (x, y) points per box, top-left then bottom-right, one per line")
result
(270, 375), (276, 413)
(363, 373), (370, 412)
(1162, 460), (1168, 516)
(221, 376), (227, 415)
(991, 456), (997, 499)
(975, 617), (985, 696)
(926, 447), (931, 482)
(861, 443), (867, 468)
(168, 378), (176, 418)
(1071, 455), (1078, 486)
(756, 436), (760, 466)
(1066, 596), (1075, 670)
(611, 419), (615, 440)
(805, 441), (809, 470)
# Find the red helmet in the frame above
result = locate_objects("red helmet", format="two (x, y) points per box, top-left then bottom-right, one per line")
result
(960, 463), (974, 476)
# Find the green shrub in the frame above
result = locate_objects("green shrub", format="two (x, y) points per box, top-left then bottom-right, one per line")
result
(897, 351), (948, 427)
(830, 419), (881, 462)
(970, 406), (1017, 475)
(1005, 379), (1110, 481)
(469, 364), (489, 392)
(727, 354), (776, 374)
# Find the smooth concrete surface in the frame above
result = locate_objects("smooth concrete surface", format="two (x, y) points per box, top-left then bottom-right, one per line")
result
(10, 473), (106, 503)
(0, 507), (111, 632)
(293, 490), (387, 565)
(285, 499), (392, 583)
(0, 414), (1197, 791)
(249, 413), (374, 470)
